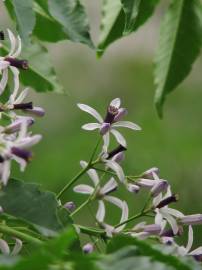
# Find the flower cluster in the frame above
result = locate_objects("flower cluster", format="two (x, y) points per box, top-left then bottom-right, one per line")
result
(73, 98), (202, 260)
(0, 29), (44, 186)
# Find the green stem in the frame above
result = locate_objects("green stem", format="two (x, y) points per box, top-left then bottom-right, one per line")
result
(56, 165), (90, 199)
(77, 225), (105, 237)
(56, 137), (101, 200)
(114, 209), (151, 229)
(70, 197), (91, 217)
(0, 224), (43, 246)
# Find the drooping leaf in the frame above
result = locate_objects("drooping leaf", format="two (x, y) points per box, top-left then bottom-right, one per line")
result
(0, 179), (70, 236)
(98, 246), (174, 270)
(154, 0), (202, 117)
(106, 235), (199, 270)
(48, 0), (94, 48)
(4, 0), (36, 44)
(121, 0), (141, 34)
(20, 42), (63, 93)
(98, 0), (159, 56)
(33, 1), (67, 42)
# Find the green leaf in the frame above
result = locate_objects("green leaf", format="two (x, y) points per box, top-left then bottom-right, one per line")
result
(33, 1), (67, 42)
(0, 228), (78, 270)
(154, 0), (202, 117)
(98, 0), (159, 56)
(0, 179), (69, 236)
(106, 235), (198, 270)
(121, 0), (141, 34)
(48, 0), (94, 48)
(5, 0), (36, 44)
(20, 42), (63, 93)
(99, 246), (174, 270)
(1, 41), (63, 93)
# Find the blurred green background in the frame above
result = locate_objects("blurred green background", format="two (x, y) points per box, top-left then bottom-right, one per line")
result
(0, 1), (202, 246)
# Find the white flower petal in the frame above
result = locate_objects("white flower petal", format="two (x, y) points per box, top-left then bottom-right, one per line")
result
(16, 135), (42, 149)
(189, 247), (202, 256)
(82, 123), (100, 131)
(14, 87), (29, 104)
(77, 103), (103, 123)
(73, 184), (94, 194)
(104, 195), (123, 209)
(161, 210), (178, 235)
(110, 98), (121, 108)
(1, 160), (11, 185)
(96, 200), (105, 222)
(115, 201), (129, 232)
(7, 29), (16, 56)
(11, 238), (22, 256)
(105, 160), (125, 183)
(80, 160), (99, 186)
(153, 193), (163, 207)
(166, 208), (184, 218)
(103, 133), (110, 152)
(112, 121), (141, 131)
(186, 226), (193, 253)
(155, 209), (163, 226)
(0, 239), (10, 255)
(100, 177), (117, 195)
(9, 67), (20, 104)
(12, 35), (22, 58)
(110, 129), (127, 147)
(0, 69), (8, 95)
(0, 60), (9, 70)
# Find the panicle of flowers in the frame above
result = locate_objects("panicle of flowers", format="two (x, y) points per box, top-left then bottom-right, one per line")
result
(0, 29), (44, 186)
(75, 98), (202, 262)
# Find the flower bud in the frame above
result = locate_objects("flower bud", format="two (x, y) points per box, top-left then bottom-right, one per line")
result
(23, 106), (45, 117)
(127, 184), (140, 193)
(82, 243), (94, 254)
(180, 214), (202, 225)
(63, 201), (76, 212)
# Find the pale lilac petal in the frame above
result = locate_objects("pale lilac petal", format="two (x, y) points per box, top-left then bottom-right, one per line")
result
(110, 129), (127, 147)
(80, 160), (99, 186)
(115, 201), (129, 232)
(0, 69), (8, 95)
(186, 226), (193, 253)
(161, 210), (178, 235)
(104, 195), (123, 209)
(9, 67), (20, 103)
(82, 123), (101, 131)
(189, 247), (202, 256)
(103, 133), (110, 152)
(7, 29), (16, 56)
(16, 135), (42, 149)
(11, 238), (22, 256)
(1, 160), (11, 185)
(14, 87), (29, 104)
(96, 200), (105, 222)
(77, 103), (103, 123)
(12, 156), (26, 172)
(73, 184), (94, 194)
(12, 35), (22, 58)
(112, 121), (141, 131)
(110, 98), (121, 108)
(0, 239), (10, 255)
(155, 209), (163, 226)
(105, 160), (125, 183)
(138, 178), (157, 188)
(100, 177), (117, 195)
(166, 208), (184, 218)
(0, 60), (9, 70)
